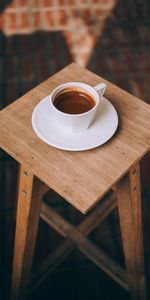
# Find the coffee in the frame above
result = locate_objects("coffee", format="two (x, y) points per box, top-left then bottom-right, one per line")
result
(53, 88), (95, 114)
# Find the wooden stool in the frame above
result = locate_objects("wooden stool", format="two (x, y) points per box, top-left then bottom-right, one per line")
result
(0, 63), (149, 300)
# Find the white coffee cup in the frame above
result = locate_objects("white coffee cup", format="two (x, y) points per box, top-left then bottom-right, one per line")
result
(49, 82), (106, 133)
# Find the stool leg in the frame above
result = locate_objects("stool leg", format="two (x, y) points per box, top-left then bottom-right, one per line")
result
(116, 163), (147, 300)
(11, 165), (44, 300)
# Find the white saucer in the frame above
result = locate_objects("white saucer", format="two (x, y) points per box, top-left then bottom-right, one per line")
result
(32, 96), (119, 151)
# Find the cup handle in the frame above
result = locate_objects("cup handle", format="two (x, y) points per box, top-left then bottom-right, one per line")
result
(94, 83), (106, 99)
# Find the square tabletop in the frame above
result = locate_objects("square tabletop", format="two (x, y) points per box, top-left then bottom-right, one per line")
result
(0, 63), (150, 213)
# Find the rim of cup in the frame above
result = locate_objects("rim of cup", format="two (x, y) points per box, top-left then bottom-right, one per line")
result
(51, 82), (100, 117)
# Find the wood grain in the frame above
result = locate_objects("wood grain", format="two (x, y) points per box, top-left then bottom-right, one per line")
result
(40, 201), (128, 291)
(116, 164), (147, 300)
(30, 239), (74, 294)
(0, 63), (150, 213)
(10, 166), (44, 300)
(30, 191), (117, 292)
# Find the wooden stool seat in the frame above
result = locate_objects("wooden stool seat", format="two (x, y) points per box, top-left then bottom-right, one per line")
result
(0, 63), (149, 300)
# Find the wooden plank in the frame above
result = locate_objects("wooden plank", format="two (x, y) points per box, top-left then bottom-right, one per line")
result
(30, 239), (74, 294)
(40, 191), (117, 237)
(43, 183), (50, 195)
(11, 166), (44, 300)
(30, 191), (117, 292)
(76, 233), (128, 291)
(40, 201), (128, 290)
(79, 190), (117, 235)
(116, 164), (147, 300)
(0, 63), (150, 213)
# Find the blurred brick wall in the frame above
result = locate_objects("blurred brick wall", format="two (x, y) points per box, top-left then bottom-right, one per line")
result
(0, 1), (150, 299)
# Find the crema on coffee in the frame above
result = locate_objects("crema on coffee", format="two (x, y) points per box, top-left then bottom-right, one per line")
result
(53, 88), (95, 114)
